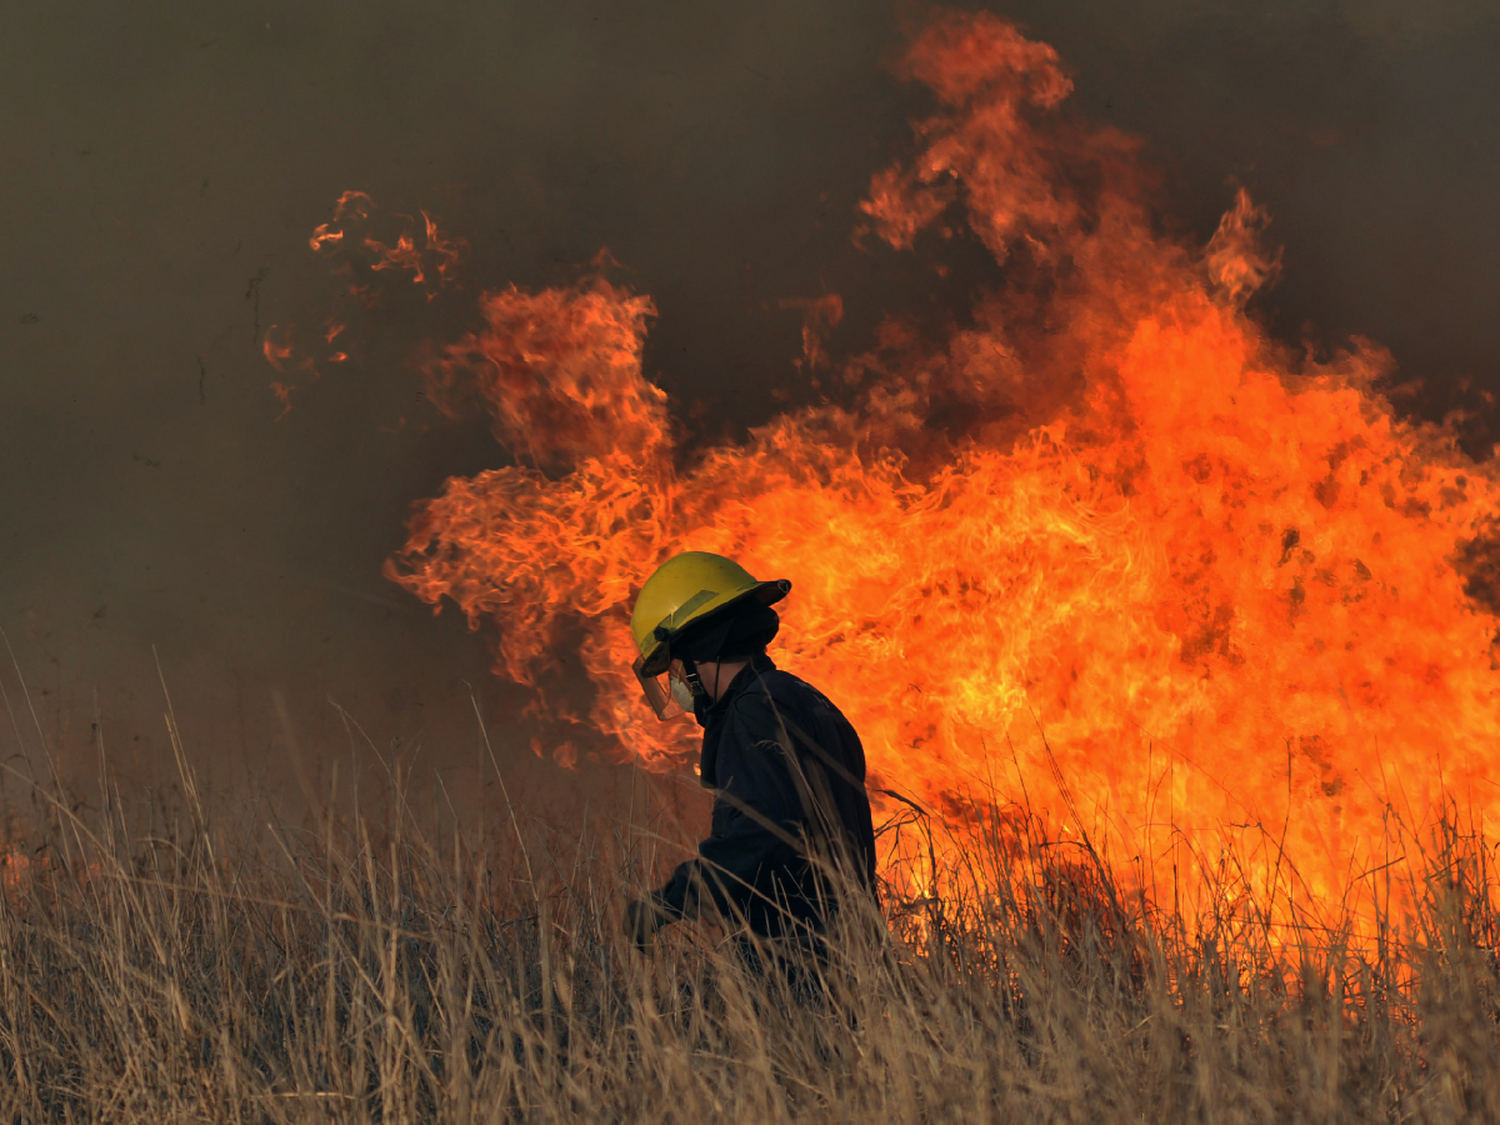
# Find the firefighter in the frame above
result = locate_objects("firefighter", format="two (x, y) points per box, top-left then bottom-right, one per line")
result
(623, 551), (877, 954)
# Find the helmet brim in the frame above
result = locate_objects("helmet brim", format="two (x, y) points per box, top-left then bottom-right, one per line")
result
(634, 578), (789, 678)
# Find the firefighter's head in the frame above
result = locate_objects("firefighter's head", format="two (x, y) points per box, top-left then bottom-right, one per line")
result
(630, 551), (788, 720)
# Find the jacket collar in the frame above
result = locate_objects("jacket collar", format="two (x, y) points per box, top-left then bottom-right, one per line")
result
(697, 653), (776, 787)
(701, 653), (775, 723)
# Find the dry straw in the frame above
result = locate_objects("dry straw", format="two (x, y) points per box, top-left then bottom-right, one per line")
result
(0, 666), (1496, 1122)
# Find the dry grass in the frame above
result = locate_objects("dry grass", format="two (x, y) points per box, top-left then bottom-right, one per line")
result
(0, 725), (1497, 1125)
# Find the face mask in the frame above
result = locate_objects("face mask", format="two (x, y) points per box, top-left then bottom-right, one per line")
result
(668, 672), (697, 715)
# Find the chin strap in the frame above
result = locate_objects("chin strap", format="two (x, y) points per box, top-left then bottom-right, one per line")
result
(679, 657), (719, 726)
(679, 657), (708, 701)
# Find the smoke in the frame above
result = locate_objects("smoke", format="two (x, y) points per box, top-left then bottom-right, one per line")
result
(1, 0), (1495, 796)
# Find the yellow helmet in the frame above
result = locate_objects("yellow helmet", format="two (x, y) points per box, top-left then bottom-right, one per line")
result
(630, 552), (789, 716)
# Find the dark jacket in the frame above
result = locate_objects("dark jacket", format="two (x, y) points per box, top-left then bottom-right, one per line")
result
(653, 655), (877, 937)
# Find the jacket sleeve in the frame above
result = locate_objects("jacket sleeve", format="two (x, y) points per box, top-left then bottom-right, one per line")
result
(654, 695), (805, 920)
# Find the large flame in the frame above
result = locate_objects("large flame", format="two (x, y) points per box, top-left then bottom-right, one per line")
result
(327, 13), (1496, 935)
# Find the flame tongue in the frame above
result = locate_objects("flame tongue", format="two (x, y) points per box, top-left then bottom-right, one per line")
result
(383, 11), (1500, 934)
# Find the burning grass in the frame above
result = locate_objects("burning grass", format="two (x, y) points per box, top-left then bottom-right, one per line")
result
(258, 8), (1500, 968)
(1, 727), (1497, 1123)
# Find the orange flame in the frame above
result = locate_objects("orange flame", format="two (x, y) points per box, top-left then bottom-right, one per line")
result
(266, 195), (467, 412)
(372, 12), (1498, 936)
(262, 329), (295, 371)
(309, 223), (344, 253)
(262, 326), (319, 416)
(363, 208), (464, 299)
(779, 294), (845, 373)
(0, 849), (34, 894)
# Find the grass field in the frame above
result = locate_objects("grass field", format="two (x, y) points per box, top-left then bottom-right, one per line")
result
(1, 716), (1497, 1125)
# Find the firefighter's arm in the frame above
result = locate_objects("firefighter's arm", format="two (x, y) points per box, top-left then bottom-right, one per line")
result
(639, 694), (803, 931)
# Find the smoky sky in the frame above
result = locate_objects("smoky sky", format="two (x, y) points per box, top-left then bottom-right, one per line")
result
(1, 0), (1496, 798)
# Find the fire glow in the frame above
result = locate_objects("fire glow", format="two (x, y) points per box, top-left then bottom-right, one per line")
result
(284, 13), (1500, 937)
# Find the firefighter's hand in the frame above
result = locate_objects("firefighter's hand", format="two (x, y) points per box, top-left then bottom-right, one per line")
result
(624, 897), (668, 952)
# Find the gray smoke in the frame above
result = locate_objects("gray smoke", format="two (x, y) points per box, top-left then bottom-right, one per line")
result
(1, 0), (1495, 803)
